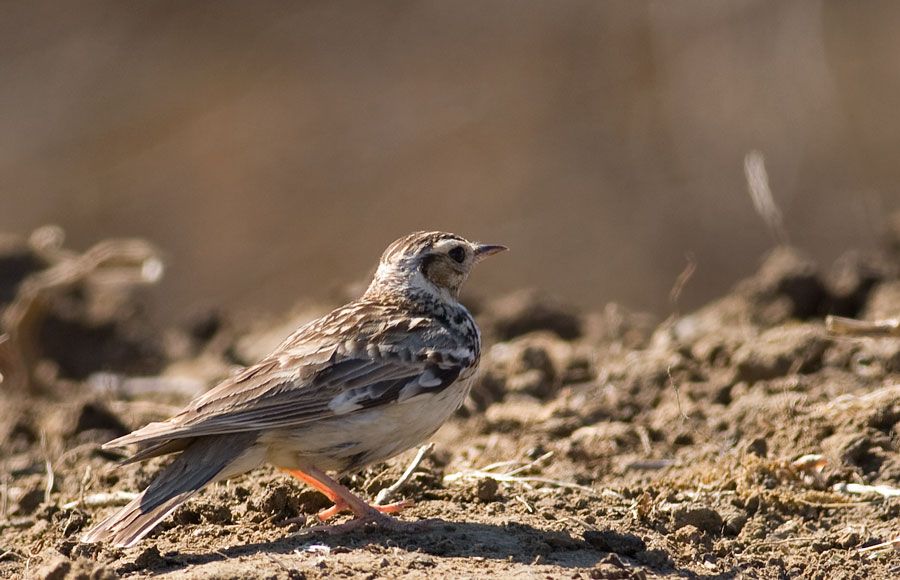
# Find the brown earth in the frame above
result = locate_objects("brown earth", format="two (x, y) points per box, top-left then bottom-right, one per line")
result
(1, 231), (899, 579)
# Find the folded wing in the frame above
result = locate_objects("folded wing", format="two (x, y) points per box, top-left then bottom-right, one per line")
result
(104, 321), (469, 452)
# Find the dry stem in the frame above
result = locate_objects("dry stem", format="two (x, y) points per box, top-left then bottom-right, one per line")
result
(444, 451), (596, 495)
(374, 443), (434, 505)
(826, 315), (900, 338)
(744, 150), (789, 245)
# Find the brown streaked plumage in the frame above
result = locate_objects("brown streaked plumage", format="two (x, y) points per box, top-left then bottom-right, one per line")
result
(81, 231), (506, 547)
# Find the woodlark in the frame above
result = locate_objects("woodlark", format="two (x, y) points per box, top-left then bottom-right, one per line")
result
(81, 231), (507, 547)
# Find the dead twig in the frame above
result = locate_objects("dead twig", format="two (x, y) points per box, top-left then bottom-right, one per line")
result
(794, 499), (870, 509)
(0, 226), (164, 392)
(1, 466), (9, 522)
(504, 451), (553, 477)
(635, 425), (653, 456)
(0, 550), (24, 562)
(833, 482), (900, 498)
(624, 459), (676, 471)
(756, 535), (819, 547)
(263, 552), (294, 574)
(858, 537), (900, 554)
(39, 431), (54, 505)
(826, 315), (900, 338)
(444, 452), (597, 496)
(564, 515), (598, 531)
(744, 150), (789, 245)
(374, 443), (434, 505)
(515, 495), (535, 513)
(78, 466), (90, 508)
(667, 363), (689, 422)
(61, 491), (139, 510)
(475, 458), (528, 473)
(822, 384), (900, 414)
(669, 252), (697, 309)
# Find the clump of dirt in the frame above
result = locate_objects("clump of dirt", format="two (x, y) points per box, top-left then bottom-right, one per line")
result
(1, 236), (899, 579)
(0, 227), (169, 393)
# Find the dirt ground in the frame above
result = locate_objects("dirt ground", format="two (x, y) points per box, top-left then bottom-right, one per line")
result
(1, 229), (899, 579)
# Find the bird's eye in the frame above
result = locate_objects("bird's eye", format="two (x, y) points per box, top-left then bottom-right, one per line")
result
(448, 246), (467, 263)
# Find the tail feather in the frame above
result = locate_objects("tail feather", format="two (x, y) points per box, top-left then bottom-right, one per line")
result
(82, 433), (259, 547)
(120, 439), (193, 465)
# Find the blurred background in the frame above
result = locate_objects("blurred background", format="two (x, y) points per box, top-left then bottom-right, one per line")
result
(1, 1), (897, 323)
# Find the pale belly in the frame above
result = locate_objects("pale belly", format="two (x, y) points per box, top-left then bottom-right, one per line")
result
(263, 376), (473, 474)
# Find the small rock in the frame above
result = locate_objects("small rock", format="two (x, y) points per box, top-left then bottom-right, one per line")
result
(733, 324), (827, 382)
(562, 355), (594, 384)
(743, 494), (761, 515)
(132, 545), (167, 570)
(0, 234), (43, 303)
(583, 529), (646, 555)
(201, 503), (233, 525)
(672, 431), (693, 446)
(589, 563), (632, 579)
(635, 548), (671, 568)
(15, 486), (45, 515)
(506, 369), (549, 397)
(3, 417), (38, 454)
(673, 524), (704, 544)
(746, 438), (768, 457)
(743, 247), (827, 320)
(253, 483), (303, 519)
(60, 509), (89, 537)
(570, 423), (639, 460)
(408, 555), (435, 568)
(518, 343), (556, 378)
(544, 533), (578, 550)
(172, 506), (201, 525)
(825, 252), (884, 317)
(837, 529), (861, 549)
(671, 505), (724, 535)
(35, 556), (71, 580)
(824, 432), (891, 474)
(597, 553), (626, 568)
(723, 511), (748, 536)
(72, 402), (129, 436)
(475, 478), (499, 503)
(81, 559), (119, 580)
(863, 280), (900, 321)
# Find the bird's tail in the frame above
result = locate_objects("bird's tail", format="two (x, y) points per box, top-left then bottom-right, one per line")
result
(81, 433), (259, 548)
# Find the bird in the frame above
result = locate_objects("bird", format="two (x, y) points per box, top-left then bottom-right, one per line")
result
(81, 231), (507, 547)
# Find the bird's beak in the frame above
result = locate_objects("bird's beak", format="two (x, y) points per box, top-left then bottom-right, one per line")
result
(472, 243), (508, 263)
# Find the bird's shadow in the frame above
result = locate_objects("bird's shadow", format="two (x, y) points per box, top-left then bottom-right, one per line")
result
(168, 519), (583, 567)
(140, 519), (736, 578)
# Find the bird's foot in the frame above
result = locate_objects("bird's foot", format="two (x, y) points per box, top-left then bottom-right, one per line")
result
(316, 498), (413, 521)
(279, 464), (421, 536)
(291, 503), (426, 537)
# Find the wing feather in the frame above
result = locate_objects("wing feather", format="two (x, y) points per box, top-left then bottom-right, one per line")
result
(104, 306), (471, 451)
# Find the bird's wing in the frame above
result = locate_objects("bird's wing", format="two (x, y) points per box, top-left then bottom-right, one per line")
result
(104, 307), (472, 449)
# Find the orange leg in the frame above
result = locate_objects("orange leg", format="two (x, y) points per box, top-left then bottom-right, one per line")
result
(280, 468), (339, 502)
(280, 467), (412, 522)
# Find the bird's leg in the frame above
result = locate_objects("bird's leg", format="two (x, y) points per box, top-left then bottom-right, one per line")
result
(276, 467), (341, 525)
(280, 467), (349, 521)
(280, 467), (412, 523)
(280, 468), (340, 502)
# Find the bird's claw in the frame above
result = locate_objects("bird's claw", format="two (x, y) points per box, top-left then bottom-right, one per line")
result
(316, 498), (414, 521)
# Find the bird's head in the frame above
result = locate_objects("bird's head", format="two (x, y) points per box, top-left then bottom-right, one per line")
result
(365, 231), (507, 303)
